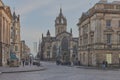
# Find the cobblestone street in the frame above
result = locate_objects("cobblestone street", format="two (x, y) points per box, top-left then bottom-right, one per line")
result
(0, 62), (120, 80)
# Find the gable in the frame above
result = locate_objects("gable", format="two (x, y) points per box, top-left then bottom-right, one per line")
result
(56, 31), (71, 37)
(56, 31), (72, 40)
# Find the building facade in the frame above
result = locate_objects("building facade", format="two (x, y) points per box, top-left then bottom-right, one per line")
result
(40, 8), (78, 64)
(20, 40), (30, 61)
(77, 0), (120, 66)
(0, 0), (12, 66)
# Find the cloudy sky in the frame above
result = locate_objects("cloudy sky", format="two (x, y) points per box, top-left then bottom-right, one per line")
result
(3, 0), (119, 56)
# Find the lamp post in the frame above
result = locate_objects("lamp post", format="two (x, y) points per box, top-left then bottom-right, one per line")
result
(88, 47), (90, 66)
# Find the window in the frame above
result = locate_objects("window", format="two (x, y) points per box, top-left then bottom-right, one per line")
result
(47, 51), (50, 58)
(106, 34), (112, 44)
(91, 36), (94, 44)
(61, 37), (68, 51)
(106, 20), (111, 28)
(80, 38), (82, 46)
(83, 24), (88, 34)
(106, 54), (112, 64)
(119, 21), (120, 27)
(119, 54), (120, 58)
(104, 5), (114, 9)
(83, 53), (85, 62)
(47, 46), (50, 49)
(16, 30), (18, 35)
(15, 46), (18, 51)
(116, 5), (120, 10)
(58, 29), (60, 33)
(118, 34), (120, 43)
(57, 20), (59, 24)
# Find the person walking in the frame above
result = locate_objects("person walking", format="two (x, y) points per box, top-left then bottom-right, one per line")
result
(102, 61), (105, 69)
(29, 58), (32, 66)
(105, 61), (108, 68)
(22, 59), (25, 67)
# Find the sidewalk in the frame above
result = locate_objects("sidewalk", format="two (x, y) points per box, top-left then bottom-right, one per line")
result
(75, 65), (120, 71)
(0, 65), (46, 74)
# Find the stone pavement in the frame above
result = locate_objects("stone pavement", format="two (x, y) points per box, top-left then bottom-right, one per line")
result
(74, 65), (120, 71)
(0, 65), (46, 74)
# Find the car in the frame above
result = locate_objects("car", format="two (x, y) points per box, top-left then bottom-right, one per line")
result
(33, 59), (40, 66)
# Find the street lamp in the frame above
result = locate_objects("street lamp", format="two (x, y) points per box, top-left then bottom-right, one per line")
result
(88, 47), (90, 66)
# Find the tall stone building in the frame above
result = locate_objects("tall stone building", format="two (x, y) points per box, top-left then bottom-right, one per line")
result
(77, 0), (120, 66)
(40, 8), (78, 63)
(20, 40), (30, 61)
(0, 0), (12, 66)
(10, 11), (21, 65)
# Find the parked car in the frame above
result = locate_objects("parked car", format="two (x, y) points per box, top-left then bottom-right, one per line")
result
(33, 59), (40, 66)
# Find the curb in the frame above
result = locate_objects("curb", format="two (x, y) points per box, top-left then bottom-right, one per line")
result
(1, 68), (46, 74)
(76, 66), (119, 71)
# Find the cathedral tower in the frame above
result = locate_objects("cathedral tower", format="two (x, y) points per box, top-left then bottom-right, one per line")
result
(55, 8), (67, 36)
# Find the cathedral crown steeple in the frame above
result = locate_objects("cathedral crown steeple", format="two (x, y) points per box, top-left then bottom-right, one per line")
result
(55, 8), (67, 36)
(59, 8), (63, 16)
(55, 8), (67, 26)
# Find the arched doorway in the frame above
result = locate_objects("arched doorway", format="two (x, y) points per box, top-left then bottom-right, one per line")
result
(52, 45), (57, 60)
(61, 37), (70, 63)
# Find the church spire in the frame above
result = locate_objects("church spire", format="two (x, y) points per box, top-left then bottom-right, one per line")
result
(55, 8), (67, 36)
(47, 30), (50, 36)
(70, 28), (72, 34)
(13, 11), (16, 20)
(41, 33), (44, 41)
(59, 8), (63, 17)
(60, 8), (62, 14)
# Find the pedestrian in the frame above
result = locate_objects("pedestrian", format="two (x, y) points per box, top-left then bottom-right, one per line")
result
(105, 61), (108, 68)
(30, 58), (32, 66)
(78, 61), (80, 66)
(102, 61), (105, 69)
(7, 59), (9, 65)
(22, 59), (25, 67)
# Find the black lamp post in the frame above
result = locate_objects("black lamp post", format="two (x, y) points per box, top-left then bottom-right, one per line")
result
(88, 47), (90, 66)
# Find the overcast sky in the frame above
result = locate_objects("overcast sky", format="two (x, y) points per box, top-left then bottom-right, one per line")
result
(3, 0), (119, 56)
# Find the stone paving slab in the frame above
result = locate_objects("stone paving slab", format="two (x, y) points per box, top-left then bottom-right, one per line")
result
(0, 65), (46, 73)
(75, 66), (120, 71)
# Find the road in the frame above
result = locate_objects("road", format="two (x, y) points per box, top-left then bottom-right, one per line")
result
(0, 61), (120, 80)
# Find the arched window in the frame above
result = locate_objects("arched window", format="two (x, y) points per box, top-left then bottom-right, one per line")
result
(61, 37), (69, 51)
(61, 37), (70, 62)
(61, 18), (64, 24)
(73, 45), (77, 53)
(52, 45), (57, 59)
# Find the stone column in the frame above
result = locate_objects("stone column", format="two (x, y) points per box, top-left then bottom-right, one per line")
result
(96, 19), (102, 43)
